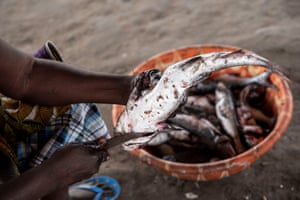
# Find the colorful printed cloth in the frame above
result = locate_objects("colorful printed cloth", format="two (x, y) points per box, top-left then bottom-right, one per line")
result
(1, 103), (110, 172)
(0, 41), (111, 174)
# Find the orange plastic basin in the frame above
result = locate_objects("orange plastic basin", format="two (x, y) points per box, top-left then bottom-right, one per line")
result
(112, 45), (293, 181)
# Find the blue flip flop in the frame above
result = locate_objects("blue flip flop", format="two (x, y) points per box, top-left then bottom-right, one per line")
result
(70, 176), (121, 200)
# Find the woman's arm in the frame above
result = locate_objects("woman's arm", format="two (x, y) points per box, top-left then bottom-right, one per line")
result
(0, 39), (133, 106)
(0, 159), (60, 200)
(0, 141), (108, 200)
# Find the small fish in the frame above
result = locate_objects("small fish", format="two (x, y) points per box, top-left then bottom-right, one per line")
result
(237, 85), (264, 135)
(122, 132), (169, 151)
(188, 70), (276, 95)
(187, 81), (217, 95)
(215, 70), (277, 89)
(184, 95), (215, 115)
(179, 104), (210, 118)
(167, 114), (237, 158)
(238, 84), (276, 130)
(243, 84), (267, 107)
(115, 50), (277, 135)
(215, 82), (245, 154)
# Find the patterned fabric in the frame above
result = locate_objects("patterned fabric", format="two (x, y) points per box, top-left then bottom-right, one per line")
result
(0, 97), (71, 141)
(0, 41), (110, 174)
(1, 103), (110, 173)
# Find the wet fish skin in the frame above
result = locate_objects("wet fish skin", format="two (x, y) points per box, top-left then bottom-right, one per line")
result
(188, 81), (217, 95)
(188, 70), (276, 95)
(167, 114), (236, 158)
(121, 132), (169, 151)
(185, 95), (215, 114)
(179, 104), (211, 118)
(167, 114), (220, 145)
(215, 70), (276, 89)
(122, 127), (192, 150)
(237, 85), (265, 135)
(215, 82), (245, 154)
(116, 50), (275, 134)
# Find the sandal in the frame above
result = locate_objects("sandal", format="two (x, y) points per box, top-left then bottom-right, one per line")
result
(69, 176), (121, 200)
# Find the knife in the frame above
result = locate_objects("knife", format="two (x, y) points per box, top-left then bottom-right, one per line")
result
(105, 133), (144, 149)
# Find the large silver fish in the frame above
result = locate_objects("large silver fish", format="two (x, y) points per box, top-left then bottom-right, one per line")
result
(115, 49), (276, 136)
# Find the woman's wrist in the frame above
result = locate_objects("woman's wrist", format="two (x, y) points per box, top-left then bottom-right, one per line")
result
(120, 75), (136, 104)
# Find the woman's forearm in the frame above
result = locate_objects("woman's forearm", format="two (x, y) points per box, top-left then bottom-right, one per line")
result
(19, 58), (133, 105)
(0, 164), (59, 200)
(0, 39), (133, 106)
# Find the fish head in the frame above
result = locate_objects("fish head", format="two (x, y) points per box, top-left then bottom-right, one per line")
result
(215, 82), (228, 102)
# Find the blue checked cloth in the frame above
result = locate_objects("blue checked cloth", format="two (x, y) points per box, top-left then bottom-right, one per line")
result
(12, 103), (110, 172)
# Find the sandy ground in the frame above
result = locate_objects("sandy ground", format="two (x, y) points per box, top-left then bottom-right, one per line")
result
(1, 0), (300, 199)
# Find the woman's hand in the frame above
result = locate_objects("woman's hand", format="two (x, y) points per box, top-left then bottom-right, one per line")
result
(130, 69), (162, 101)
(46, 139), (109, 188)
(0, 139), (109, 200)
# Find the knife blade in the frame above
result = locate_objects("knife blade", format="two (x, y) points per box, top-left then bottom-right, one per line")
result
(105, 133), (144, 149)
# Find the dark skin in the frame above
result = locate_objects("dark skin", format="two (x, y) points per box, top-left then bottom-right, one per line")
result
(0, 39), (132, 106)
(0, 38), (158, 199)
(0, 141), (108, 200)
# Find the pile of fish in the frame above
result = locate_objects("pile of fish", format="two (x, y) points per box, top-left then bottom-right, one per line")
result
(115, 50), (280, 163)
(139, 70), (277, 163)
(164, 71), (277, 162)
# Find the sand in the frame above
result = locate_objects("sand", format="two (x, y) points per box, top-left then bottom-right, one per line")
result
(1, 0), (299, 199)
